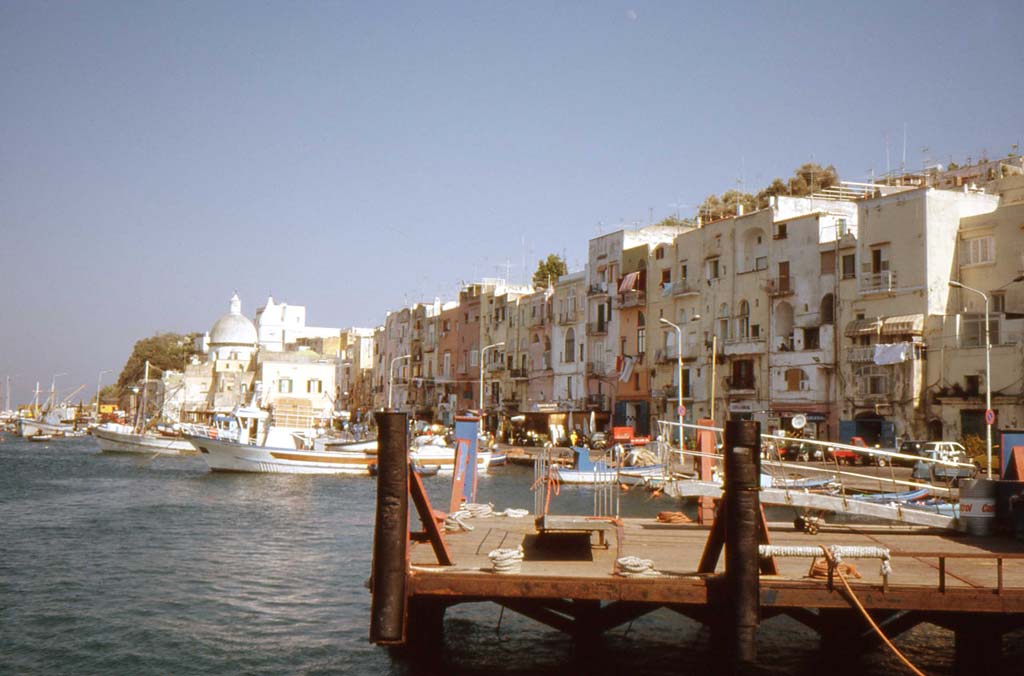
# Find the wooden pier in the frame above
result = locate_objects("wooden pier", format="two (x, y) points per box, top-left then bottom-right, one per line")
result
(370, 413), (1024, 674)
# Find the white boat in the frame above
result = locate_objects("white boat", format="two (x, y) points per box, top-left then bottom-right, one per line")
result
(184, 406), (379, 474)
(92, 423), (197, 456)
(408, 435), (493, 474)
(554, 445), (662, 485)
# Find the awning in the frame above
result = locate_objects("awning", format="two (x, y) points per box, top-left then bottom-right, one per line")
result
(618, 271), (640, 294)
(881, 314), (924, 336)
(845, 318), (881, 337)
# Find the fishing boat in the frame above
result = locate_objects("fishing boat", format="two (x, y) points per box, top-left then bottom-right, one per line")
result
(16, 381), (79, 438)
(91, 362), (195, 456)
(408, 435), (493, 474)
(554, 446), (664, 485)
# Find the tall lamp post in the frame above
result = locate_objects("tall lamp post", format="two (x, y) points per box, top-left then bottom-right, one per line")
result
(480, 342), (505, 432)
(949, 281), (992, 478)
(95, 369), (111, 421)
(387, 355), (410, 410)
(660, 315), (700, 446)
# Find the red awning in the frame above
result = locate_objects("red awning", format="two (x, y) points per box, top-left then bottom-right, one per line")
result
(618, 271), (640, 293)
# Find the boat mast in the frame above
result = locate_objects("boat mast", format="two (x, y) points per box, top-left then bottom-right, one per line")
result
(138, 360), (150, 432)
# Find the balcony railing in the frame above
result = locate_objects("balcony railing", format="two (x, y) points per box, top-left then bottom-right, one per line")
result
(509, 368), (528, 379)
(671, 280), (701, 296)
(558, 311), (578, 325)
(860, 270), (898, 294)
(614, 290), (646, 309)
(587, 322), (608, 336)
(724, 377), (756, 391)
(586, 394), (608, 409)
(587, 281), (609, 296)
(586, 361), (608, 376)
(848, 346), (875, 363)
(486, 361), (505, 373)
(764, 277), (794, 296)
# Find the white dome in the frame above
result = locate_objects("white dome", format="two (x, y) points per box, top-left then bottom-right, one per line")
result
(210, 293), (258, 346)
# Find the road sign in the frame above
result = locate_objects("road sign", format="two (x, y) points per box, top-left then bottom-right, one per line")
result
(985, 409), (996, 425)
(677, 404), (687, 417)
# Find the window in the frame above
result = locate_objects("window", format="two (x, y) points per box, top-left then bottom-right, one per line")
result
(820, 250), (836, 275)
(279, 378), (293, 394)
(706, 258), (720, 279)
(962, 313), (1000, 347)
(680, 262), (688, 279)
(564, 328), (575, 363)
(964, 375), (981, 397)
(841, 254), (856, 279)
(836, 218), (848, 236)
(470, 349), (479, 366)
(682, 368), (691, 398)
(655, 247), (665, 260)
(732, 360), (754, 389)
(755, 256), (768, 271)
(736, 300), (750, 339)
(660, 268), (671, 285)
(960, 236), (995, 266)
(784, 368), (807, 392)
(804, 327), (820, 350)
(443, 352), (451, 377)
(774, 223), (787, 240)
(992, 291), (1006, 314)
(637, 326), (646, 355)
(307, 379), (322, 394)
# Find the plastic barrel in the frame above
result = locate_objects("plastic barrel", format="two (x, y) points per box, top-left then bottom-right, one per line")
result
(959, 478), (997, 536)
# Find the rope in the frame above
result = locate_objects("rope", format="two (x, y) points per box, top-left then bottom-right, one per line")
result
(488, 546), (524, 574)
(758, 545), (892, 583)
(819, 545), (926, 676)
(530, 468), (560, 515)
(498, 508), (529, 518)
(616, 556), (661, 577)
(656, 511), (692, 524)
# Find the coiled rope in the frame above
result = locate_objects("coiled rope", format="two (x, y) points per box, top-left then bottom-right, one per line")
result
(488, 546), (524, 574)
(444, 503), (528, 532)
(616, 556), (661, 577)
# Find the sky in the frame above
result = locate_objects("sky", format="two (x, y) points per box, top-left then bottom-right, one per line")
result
(2, 1), (1023, 406)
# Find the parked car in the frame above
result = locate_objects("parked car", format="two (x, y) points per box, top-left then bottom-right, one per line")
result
(827, 436), (892, 466)
(910, 442), (977, 485)
(896, 439), (927, 467)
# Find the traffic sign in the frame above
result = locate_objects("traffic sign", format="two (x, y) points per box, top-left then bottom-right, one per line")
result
(677, 404), (687, 417)
(985, 409), (996, 425)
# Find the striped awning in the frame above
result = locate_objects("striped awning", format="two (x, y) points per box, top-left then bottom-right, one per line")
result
(844, 318), (881, 337)
(618, 271), (640, 293)
(881, 314), (924, 335)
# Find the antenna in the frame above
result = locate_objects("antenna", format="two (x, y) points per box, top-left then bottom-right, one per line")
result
(902, 122), (907, 173)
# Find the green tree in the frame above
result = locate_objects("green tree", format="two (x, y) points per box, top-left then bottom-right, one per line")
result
(116, 332), (200, 393)
(788, 162), (839, 196)
(532, 254), (568, 290)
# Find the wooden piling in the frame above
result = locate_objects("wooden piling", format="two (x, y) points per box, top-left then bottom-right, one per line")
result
(723, 419), (761, 670)
(369, 411), (410, 645)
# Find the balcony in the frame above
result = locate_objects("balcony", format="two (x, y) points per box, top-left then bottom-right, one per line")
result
(558, 311), (578, 325)
(486, 361), (505, 373)
(671, 280), (701, 297)
(859, 270), (898, 295)
(587, 322), (608, 336)
(848, 346), (875, 363)
(529, 314), (546, 328)
(614, 290), (646, 309)
(723, 336), (767, 356)
(764, 277), (794, 297)
(724, 377), (756, 392)
(586, 361), (608, 376)
(542, 351), (553, 370)
(421, 337), (436, 352)
(586, 393), (609, 409)
(509, 368), (528, 379)
(587, 281), (609, 296)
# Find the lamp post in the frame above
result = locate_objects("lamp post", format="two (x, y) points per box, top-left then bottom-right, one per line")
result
(480, 342), (505, 432)
(660, 315), (700, 447)
(95, 369), (111, 421)
(949, 281), (992, 478)
(387, 355), (410, 410)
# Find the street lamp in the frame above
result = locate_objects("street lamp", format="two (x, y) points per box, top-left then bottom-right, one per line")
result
(660, 315), (700, 448)
(387, 355), (411, 410)
(949, 281), (992, 478)
(480, 342), (505, 432)
(95, 369), (111, 421)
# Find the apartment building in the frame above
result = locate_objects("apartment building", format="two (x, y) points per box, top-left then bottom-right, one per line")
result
(552, 271), (586, 413)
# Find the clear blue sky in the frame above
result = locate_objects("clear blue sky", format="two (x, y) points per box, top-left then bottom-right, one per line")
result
(2, 1), (1022, 405)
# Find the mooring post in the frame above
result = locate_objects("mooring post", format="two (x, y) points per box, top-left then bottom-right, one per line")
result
(724, 419), (761, 671)
(369, 411), (410, 645)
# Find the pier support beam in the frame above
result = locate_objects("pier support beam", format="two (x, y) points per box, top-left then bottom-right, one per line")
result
(722, 420), (761, 672)
(954, 617), (1002, 675)
(370, 411), (410, 645)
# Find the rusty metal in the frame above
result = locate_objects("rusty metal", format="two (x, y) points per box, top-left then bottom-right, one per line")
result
(369, 411), (409, 645)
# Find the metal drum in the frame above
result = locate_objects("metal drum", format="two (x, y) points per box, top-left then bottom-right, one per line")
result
(959, 478), (997, 536)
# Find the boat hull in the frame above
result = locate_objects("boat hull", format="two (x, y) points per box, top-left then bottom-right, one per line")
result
(410, 445), (492, 474)
(17, 418), (74, 438)
(188, 435), (379, 474)
(93, 427), (197, 455)
(555, 464), (665, 485)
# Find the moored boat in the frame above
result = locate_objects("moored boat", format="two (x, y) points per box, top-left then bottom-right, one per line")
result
(92, 423), (197, 456)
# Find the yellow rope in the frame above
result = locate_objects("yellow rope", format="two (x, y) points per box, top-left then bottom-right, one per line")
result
(819, 545), (927, 676)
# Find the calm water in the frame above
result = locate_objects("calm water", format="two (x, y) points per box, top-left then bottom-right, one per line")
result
(1, 435), (1021, 675)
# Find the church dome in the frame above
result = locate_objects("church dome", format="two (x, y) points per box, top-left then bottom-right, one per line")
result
(210, 293), (258, 346)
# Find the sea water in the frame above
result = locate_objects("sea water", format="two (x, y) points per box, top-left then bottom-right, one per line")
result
(1, 435), (1020, 675)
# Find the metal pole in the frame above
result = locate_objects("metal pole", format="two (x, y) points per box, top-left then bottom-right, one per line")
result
(950, 281), (993, 478)
(711, 335), (717, 422)
(660, 318), (684, 447)
(723, 419), (761, 669)
(95, 370), (110, 421)
(369, 410), (410, 644)
(388, 355), (410, 410)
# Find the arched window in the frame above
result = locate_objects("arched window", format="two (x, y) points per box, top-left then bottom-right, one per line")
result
(564, 328), (575, 363)
(820, 293), (835, 324)
(736, 300), (750, 339)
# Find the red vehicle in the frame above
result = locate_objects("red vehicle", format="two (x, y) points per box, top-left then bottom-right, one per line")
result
(827, 436), (890, 466)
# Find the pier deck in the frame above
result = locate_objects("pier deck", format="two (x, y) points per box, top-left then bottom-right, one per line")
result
(410, 516), (1024, 613)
